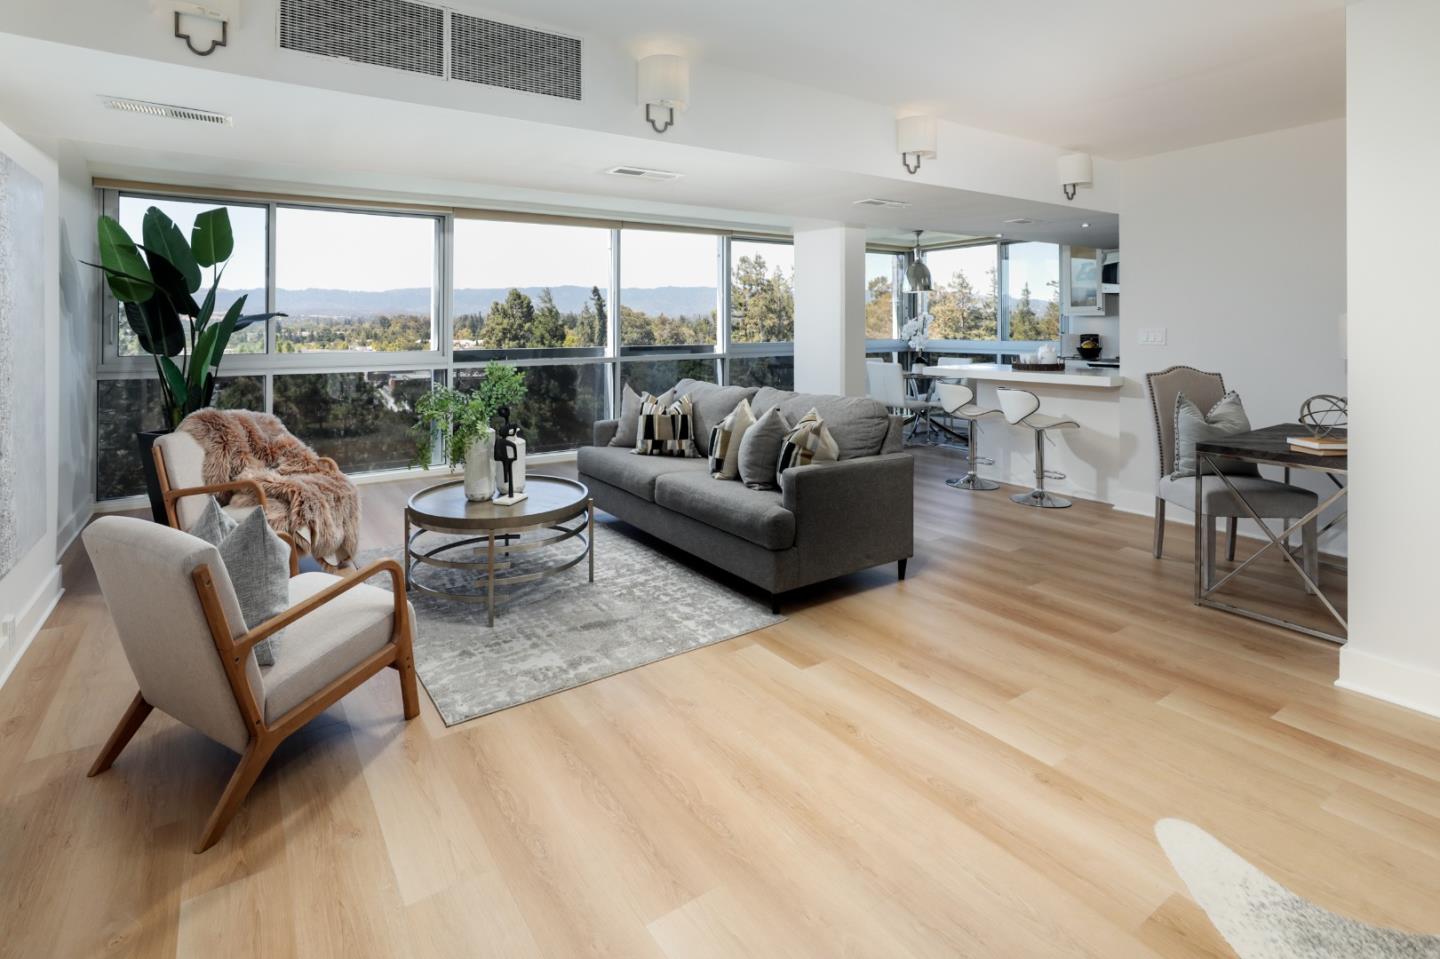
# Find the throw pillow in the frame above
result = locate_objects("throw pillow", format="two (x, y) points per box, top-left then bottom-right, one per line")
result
(633, 391), (698, 457)
(1172, 391), (1261, 478)
(737, 406), (792, 490)
(776, 407), (840, 487)
(187, 498), (290, 665)
(612, 384), (675, 448)
(709, 398), (757, 480)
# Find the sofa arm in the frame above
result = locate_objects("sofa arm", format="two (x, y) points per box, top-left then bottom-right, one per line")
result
(593, 419), (620, 447)
(782, 453), (914, 559)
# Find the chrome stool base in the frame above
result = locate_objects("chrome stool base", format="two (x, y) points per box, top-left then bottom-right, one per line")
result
(947, 474), (1001, 492)
(1011, 489), (1072, 509)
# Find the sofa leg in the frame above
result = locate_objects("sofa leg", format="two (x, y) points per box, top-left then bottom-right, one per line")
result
(770, 594), (782, 615)
(898, 558), (908, 581)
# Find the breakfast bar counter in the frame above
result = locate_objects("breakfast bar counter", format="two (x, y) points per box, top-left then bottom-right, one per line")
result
(927, 363), (1124, 389)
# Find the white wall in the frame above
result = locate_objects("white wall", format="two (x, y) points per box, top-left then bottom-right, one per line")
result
(1338, 0), (1440, 716)
(56, 143), (97, 554)
(0, 119), (62, 687)
(794, 226), (867, 397)
(1112, 120), (1348, 548)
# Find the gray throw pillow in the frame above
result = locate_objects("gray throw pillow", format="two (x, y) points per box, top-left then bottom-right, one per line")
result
(1172, 391), (1261, 478)
(187, 498), (289, 665)
(737, 406), (792, 490)
(611, 384), (674, 448)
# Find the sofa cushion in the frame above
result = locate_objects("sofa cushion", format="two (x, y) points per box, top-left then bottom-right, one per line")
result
(654, 471), (796, 550)
(673, 379), (759, 457)
(577, 445), (708, 502)
(751, 388), (891, 460)
(738, 406), (791, 491)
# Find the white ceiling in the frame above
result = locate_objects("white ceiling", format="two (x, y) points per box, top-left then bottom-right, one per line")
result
(455, 0), (1348, 160)
(0, 33), (1119, 245)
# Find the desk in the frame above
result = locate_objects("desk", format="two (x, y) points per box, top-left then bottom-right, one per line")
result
(1194, 424), (1347, 644)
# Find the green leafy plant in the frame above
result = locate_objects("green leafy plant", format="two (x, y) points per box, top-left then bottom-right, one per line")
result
(412, 362), (528, 469)
(88, 206), (282, 428)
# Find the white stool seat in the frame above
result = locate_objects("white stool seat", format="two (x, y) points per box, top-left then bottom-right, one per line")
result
(1011, 411), (1078, 431)
(996, 387), (1078, 509)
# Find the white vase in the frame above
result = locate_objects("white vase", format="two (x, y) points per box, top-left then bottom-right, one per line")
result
(463, 429), (496, 502)
(511, 436), (527, 494)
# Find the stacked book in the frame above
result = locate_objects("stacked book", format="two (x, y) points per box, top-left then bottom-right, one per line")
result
(1287, 434), (1348, 456)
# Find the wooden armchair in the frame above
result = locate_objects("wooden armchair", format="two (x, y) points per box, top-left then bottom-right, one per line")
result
(82, 516), (418, 853)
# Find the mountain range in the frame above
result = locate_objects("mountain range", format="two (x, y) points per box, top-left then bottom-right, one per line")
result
(222, 286), (720, 319)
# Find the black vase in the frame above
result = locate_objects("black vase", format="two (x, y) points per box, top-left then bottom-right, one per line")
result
(136, 429), (172, 524)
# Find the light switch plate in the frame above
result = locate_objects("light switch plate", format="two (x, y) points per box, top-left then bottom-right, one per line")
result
(1138, 327), (1167, 346)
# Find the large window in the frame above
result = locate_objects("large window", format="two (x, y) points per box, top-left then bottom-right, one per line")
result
(619, 229), (718, 355)
(729, 239), (793, 344)
(865, 252), (898, 340)
(274, 207), (439, 353)
(453, 219), (610, 359)
(273, 370), (438, 472)
(116, 196), (268, 355)
(927, 245), (1000, 342)
(455, 363), (610, 453)
(1003, 243), (1062, 341)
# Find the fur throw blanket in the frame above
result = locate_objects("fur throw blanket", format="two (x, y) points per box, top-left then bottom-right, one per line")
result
(179, 409), (360, 567)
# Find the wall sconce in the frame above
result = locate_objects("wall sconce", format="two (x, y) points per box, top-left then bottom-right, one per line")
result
(897, 115), (937, 175)
(1058, 152), (1093, 201)
(153, 0), (237, 57)
(637, 54), (690, 134)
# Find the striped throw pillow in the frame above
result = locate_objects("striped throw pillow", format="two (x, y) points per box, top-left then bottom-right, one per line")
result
(776, 407), (840, 485)
(634, 391), (699, 457)
(708, 398), (756, 479)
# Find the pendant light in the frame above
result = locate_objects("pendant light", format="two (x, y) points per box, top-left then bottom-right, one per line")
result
(905, 230), (932, 293)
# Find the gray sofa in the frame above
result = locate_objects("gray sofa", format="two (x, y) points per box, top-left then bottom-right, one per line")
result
(577, 379), (914, 612)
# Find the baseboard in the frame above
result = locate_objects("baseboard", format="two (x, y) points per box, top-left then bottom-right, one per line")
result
(58, 502), (93, 558)
(1336, 647), (1440, 720)
(0, 564), (64, 691)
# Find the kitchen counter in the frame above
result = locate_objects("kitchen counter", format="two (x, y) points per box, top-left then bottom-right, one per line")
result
(927, 363), (1124, 389)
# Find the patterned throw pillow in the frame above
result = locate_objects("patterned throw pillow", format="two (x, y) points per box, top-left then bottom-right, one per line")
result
(709, 398), (757, 480)
(187, 498), (290, 666)
(611, 383), (674, 448)
(634, 391), (699, 457)
(776, 408), (840, 486)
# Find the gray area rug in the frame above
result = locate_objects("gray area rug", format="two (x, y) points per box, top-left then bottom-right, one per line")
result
(1156, 819), (1440, 958)
(363, 523), (783, 726)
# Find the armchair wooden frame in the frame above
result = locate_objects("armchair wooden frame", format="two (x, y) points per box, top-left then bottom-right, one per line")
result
(87, 556), (419, 853)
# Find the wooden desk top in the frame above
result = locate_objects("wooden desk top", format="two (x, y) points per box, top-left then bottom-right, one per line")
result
(1196, 424), (1347, 472)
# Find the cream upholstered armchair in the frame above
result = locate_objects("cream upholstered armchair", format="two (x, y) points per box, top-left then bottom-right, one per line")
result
(82, 516), (418, 853)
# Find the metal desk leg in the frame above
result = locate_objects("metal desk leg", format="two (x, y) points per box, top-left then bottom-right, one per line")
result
(1193, 453), (1206, 602)
(588, 500), (595, 583)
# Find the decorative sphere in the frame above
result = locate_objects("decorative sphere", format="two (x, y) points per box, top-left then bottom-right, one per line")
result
(1299, 394), (1347, 437)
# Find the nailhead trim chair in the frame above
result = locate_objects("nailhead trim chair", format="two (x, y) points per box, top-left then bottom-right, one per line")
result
(82, 516), (419, 853)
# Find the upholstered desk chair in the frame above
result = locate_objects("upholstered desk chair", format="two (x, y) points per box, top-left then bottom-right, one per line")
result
(1145, 365), (1319, 584)
(996, 387), (1079, 508)
(936, 382), (1000, 491)
(867, 360), (941, 445)
(82, 516), (419, 853)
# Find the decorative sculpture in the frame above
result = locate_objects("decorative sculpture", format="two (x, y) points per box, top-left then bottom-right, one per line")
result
(492, 406), (528, 505)
(1299, 394), (1347, 438)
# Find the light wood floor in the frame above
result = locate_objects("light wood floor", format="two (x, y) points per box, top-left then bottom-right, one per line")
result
(3, 448), (1433, 959)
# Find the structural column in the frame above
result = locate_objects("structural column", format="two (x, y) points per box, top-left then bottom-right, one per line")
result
(793, 225), (867, 397)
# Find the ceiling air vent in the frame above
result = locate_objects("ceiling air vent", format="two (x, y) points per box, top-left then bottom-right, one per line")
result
(102, 97), (233, 126)
(854, 198), (910, 208)
(279, 0), (444, 77)
(605, 166), (682, 182)
(450, 13), (582, 100)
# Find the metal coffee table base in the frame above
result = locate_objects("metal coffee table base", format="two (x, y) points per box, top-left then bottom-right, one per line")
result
(405, 502), (594, 627)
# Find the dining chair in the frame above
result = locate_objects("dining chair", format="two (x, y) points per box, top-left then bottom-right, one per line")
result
(82, 516), (419, 853)
(867, 360), (941, 445)
(1145, 365), (1319, 584)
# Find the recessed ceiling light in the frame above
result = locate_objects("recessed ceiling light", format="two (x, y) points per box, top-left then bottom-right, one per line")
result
(994, 233), (1004, 238)
(1081, 222), (1091, 228)
(101, 95), (232, 126)
(604, 165), (683, 182)
(855, 198), (911, 208)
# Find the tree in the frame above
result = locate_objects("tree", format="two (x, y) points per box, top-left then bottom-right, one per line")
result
(532, 288), (566, 347)
(928, 268), (997, 341)
(479, 288), (539, 349)
(729, 253), (794, 343)
(865, 275), (893, 338)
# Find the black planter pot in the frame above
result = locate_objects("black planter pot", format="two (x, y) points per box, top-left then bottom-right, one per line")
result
(136, 428), (172, 524)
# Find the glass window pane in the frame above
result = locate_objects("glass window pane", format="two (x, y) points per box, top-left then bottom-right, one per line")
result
(454, 363), (610, 454)
(1005, 243), (1061, 341)
(275, 208), (437, 353)
(620, 230), (717, 355)
(273, 370), (435, 471)
(729, 240), (793, 344)
(865, 252), (897, 340)
(620, 359), (718, 397)
(452, 220), (610, 360)
(728, 355), (794, 390)
(117, 196), (268, 356)
(926, 245), (999, 341)
(96, 375), (263, 500)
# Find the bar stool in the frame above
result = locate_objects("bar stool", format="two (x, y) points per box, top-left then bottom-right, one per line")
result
(935, 383), (1000, 491)
(996, 387), (1079, 509)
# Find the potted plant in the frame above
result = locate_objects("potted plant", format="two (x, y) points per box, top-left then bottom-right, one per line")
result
(89, 206), (280, 521)
(412, 362), (527, 502)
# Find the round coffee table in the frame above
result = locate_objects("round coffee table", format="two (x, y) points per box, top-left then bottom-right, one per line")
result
(404, 475), (594, 627)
